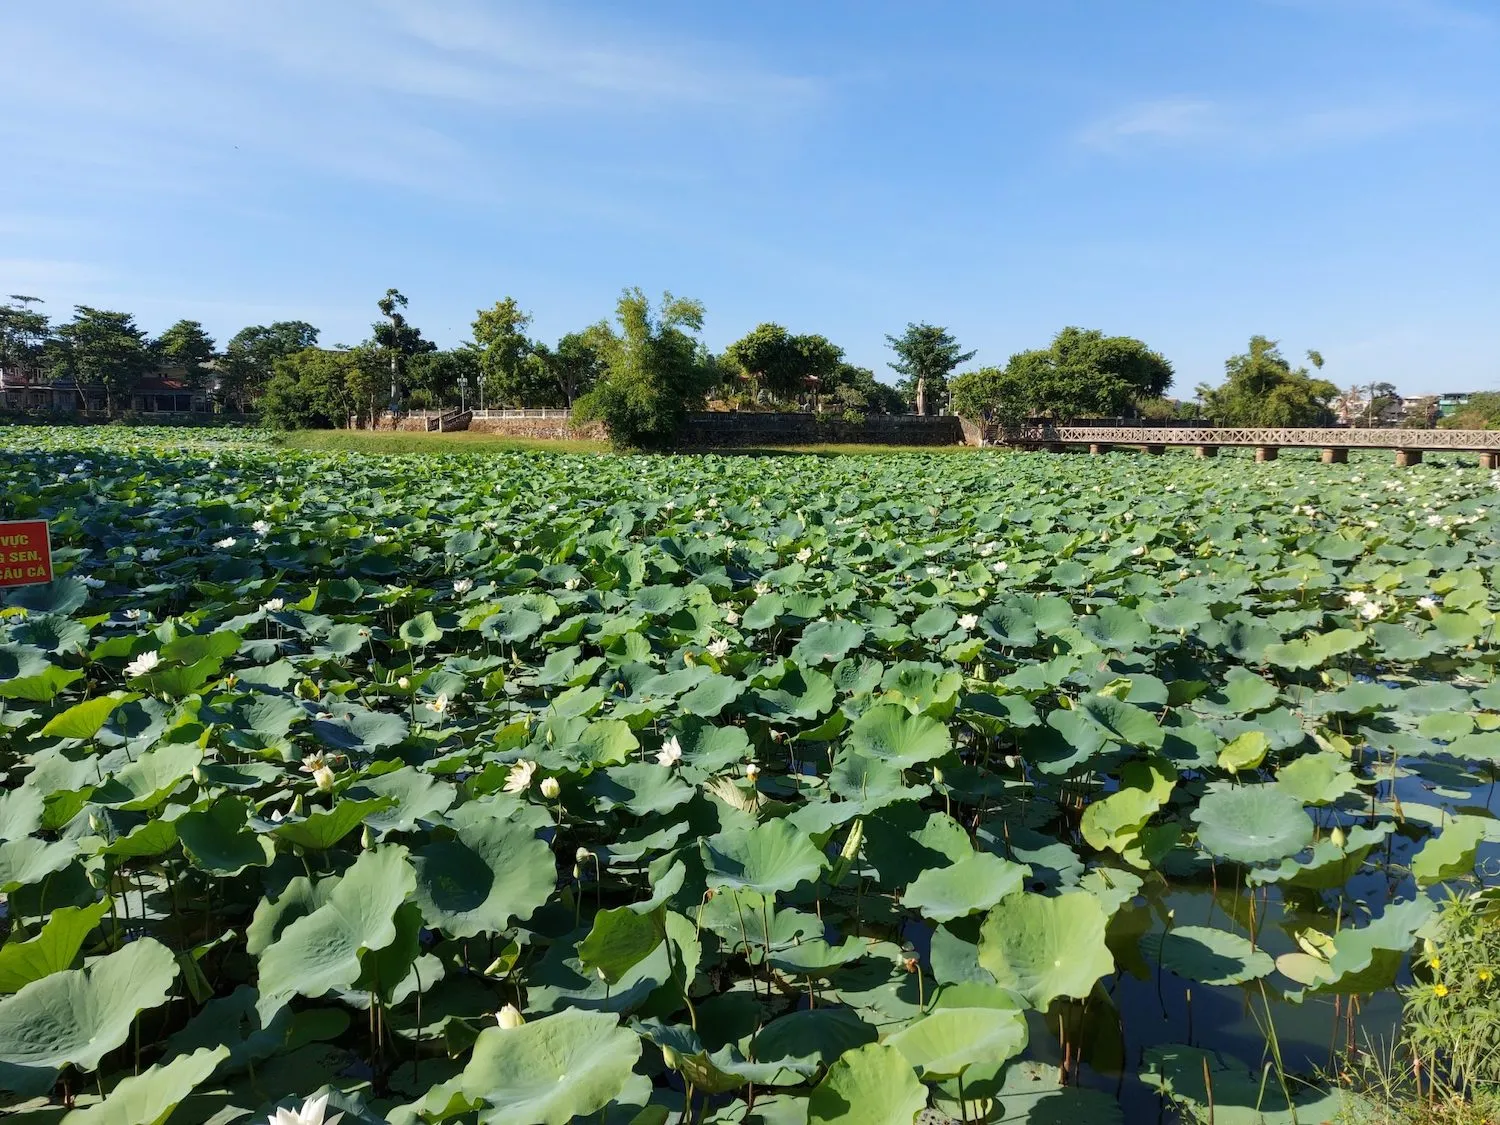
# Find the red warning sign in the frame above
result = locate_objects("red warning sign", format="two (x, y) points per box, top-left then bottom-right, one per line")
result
(0, 521), (53, 588)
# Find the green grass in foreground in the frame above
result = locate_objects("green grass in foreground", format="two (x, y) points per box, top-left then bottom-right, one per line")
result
(275, 429), (991, 457)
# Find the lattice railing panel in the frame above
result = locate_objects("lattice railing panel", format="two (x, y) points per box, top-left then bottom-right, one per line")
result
(1003, 426), (1500, 450)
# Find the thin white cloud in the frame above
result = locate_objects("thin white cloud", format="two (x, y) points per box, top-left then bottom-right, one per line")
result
(1078, 97), (1451, 155)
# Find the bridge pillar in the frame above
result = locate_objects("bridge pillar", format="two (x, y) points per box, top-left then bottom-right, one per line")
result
(1194, 445), (1218, 458)
(1144, 444), (1166, 456)
(1395, 449), (1423, 467)
(1255, 446), (1279, 462)
(1088, 442), (1112, 455)
(1321, 448), (1348, 464)
(1481, 452), (1498, 470)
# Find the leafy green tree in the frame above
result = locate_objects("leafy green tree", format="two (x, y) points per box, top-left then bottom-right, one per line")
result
(949, 366), (1032, 429)
(373, 289), (435, 413)
(221, 322), (320, 412)
(572, 288), (715, 449)
(151, 320), (217, 383)
(472, 298), (541, 407)
(258, 347), (380, 429)
(1199, 336), (1338, 426)
(0, 295), (51, 380)
(529, 327), (608, 408)
(1439, 393), (1500, 431)
(407, 346), (482, 410)
(885, 323), (975, 415)
(826, 363), (904, 415)
(54, 306), (152, 414)
(724, 324), (844, 404)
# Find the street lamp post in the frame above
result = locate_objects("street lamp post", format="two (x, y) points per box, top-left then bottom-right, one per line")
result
(458, 373), (468, 413)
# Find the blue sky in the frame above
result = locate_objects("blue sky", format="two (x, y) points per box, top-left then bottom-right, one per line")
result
(2, 0), (1496, 395)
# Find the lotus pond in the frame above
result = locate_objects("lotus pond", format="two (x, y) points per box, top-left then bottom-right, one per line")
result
(2, 425), (1498, 1124)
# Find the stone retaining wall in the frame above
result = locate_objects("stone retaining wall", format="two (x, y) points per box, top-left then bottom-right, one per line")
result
(467, 416), (607, 441)
(679, 412), (965, 447)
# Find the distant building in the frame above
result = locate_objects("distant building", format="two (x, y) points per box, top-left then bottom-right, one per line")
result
(0, 371), (211, 415)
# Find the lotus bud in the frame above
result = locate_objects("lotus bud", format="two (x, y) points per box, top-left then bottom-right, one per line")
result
(191, 765), (205, 785)
(576, 847), (593, 863)
(313, 765), (335, 793)
(1330, 826), (1346, 850)
(398, 676), (411, 690)
(496, 1004), (524, 1029)
(88, 812), (106, 834)
(683, 650), (697, 666)
(291, 793), (305, 817)
(931, 766), (944, 786)
(662, 1044), (682, 1069)
(572, 863), (582, 879)
(361, 826), (374, 850)
(540, 777), (560, 800)
(596, 967), (608, 981)
(745, 763), (760, 782)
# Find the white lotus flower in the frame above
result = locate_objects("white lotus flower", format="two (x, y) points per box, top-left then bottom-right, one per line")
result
(124, 650), (160, 678)
(268, 1093), (343, 1125)
(79, 575), (105, 589)
(1359, 600), (1382, 621)
(725, 610), (740, 626)
(1417, 596), (1438, 612)
(1130, 546), (1145, 557)
(656, 737), (683, 768)
(261, 598), (285, 612)
(707, 638), (730, 659)
(215, 537), (237, 549)
(1344, 590), (1367, 606)
(957, 614), (978, 631)
(373, 534), (390, 544)
(428, 694), (449, 715)
(496, 1004), (524, 1029)
(565, 578), (580, 590)
(503, 760), (538, 794)
(123, 608), (145, 621)
(252, 520), (271, 536)
(452, 577), (473, 595)
(796, 547), (812, 563)
(397, 676), (411, 689)
(745, 762), (760, 781)
(140, 547), (162, 562)
(540, 777), (561, 799)
(312, 765), (336, 793)
(993, 561), (1008, 573)
(754, 581), (771, 596)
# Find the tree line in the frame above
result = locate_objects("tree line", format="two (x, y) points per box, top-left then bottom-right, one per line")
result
(3, 287), (1375, 445)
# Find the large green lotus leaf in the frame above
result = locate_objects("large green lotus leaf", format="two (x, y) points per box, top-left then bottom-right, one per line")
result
(92, 743), (202, 810)
(40, 693), (136, 741)
(680, 675), (746, 717)
(808, 1042), (927, 1125)
(1275, 752), (1358, 806)
(1079, 759), (1175, 863)
(878, 664), (963, 717)
(0, 663), (83, 702)
(1294, 897), (1435, 996)
(1411, 817), (1487, 886)
(176, 796), (275, 876)
(977, 891), (1115, 1010)
(702, 819), (826, 896)
(861, 806), (971, 889)
(62, 1044), (228, 1125)
(0, 836), (79, 892)
(1072, 694), (1165, 750)
(1192, 784), (1313, 865)
(269, 797), (392, 851)
(826, 751), (924, 811)
(257, 845), (415, 1020)
(742, 594), (786, 631)
(886, 1005), (1027, 1082)
(349, 767), (456, 835)
(1216, 731), (1269, 775)
(0, 900), (109, 994)
(911, 605), (958, 639)
(1264, 628), (1363, 671)
(1140, 925), (1274, 985)
(1143, 598), (1211, 634)
(577, 905), (666, 985)
(585, 763), (695, 818)
(483, 608), (543, 644)
(792, 619), (866, 665)
(1077, 606), (1150, 651)
(1142, 1044), (1362, 1125)
(748, 1008), (878, 1075)
(979, 603), (1038, 648)
(413, 812), (553, 938)
(1194, 667), (1279, 717)
(1248, 824), (1391, 890)
(1446, 731), (1500, 765)
(457, 1009), (641, 1125)
(0, 937), (178, 1095)
(398, 611), (443, 647)
(903, 851), (1029, 923)
(754, 667), (836, 722)
(994, 1060), (1125, 1124)
(0, 787), (43, 841)
(848, 705), (951, 767)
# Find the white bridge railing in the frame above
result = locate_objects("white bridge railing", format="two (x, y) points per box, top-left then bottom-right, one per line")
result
(1003, 425), (1500, 451)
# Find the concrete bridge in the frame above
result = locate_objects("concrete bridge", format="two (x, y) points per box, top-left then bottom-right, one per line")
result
(1000, 424), (1500, 467)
